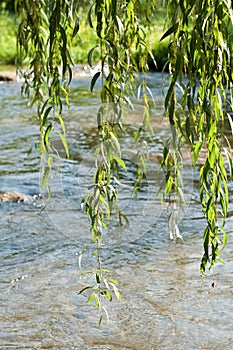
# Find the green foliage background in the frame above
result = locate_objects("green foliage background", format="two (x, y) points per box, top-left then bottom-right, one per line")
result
(0, 13), (17, 65)
(0, 2), (168, 70)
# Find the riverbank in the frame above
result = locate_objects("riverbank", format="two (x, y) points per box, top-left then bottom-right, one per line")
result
(0, 13), (17, 65)
(0, 9), (169, 71)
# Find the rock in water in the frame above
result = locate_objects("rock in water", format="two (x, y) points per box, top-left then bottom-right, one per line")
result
(0, 191), (32, 203)
(0, 72), (17, 82)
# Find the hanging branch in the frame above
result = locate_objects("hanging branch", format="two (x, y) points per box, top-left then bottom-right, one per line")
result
(79, 0), (156, 324)
(16, 0), (233, 324)
(163, 0), (233, 271)
(16, 0), (79, 196)
(16, 0), (156, 324)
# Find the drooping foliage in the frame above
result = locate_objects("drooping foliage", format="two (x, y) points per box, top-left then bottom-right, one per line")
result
(15, 0), (233, 323)
(16, 0), (156, 324)
(164, 0), (233, 272)
(78, 0), (156, 324)
(16, 0), (79, 196)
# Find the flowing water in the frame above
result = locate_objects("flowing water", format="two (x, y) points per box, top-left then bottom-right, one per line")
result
(1, 71), (233, 350)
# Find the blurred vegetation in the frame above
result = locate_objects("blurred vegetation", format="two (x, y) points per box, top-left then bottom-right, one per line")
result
(0, 0), (168, 70)
(0, 0), (15, 13)
(0, 1), (16, 65)
(71, 4), (169, 70)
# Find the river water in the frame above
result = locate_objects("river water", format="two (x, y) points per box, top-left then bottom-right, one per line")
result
(1, 72), (233, 349)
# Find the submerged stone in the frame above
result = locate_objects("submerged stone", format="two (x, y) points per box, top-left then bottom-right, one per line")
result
(0, 72), (17, 82)
(0, 191), (32, 203)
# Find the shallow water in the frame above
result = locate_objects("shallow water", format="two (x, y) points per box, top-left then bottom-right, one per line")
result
(1, 73), (233, 349)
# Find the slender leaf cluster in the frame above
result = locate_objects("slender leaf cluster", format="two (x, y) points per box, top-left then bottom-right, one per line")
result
(16, 0), (79, 193)
(164, 0), (233, 271)
(15, 0), (233, 325)
(79, 268), (122, 326)
(79, 0), (156, 322)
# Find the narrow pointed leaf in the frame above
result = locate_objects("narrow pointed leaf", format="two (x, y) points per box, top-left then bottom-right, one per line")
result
(160, 23), (179, 42)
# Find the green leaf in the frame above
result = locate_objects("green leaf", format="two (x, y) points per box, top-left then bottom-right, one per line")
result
(118, 212), (129, 225)
(86, 294), (97, 303)
(109, 131), (120, 152)
(58, 132), (69, 158)
(97, 106), (104, 129)
(148, 50), (157, 69)
(168, 97), (175, 125)
(115, 15), (124, 35)
(96, 273), (101, 284)
(192, 141), (202, 165)
(77, 286), (93, 295)
(90, 71), (101, 92)
(60, 25), (68, 77)
(98, 314), (103, 327)
(113, 156), (126, 170)
(220, 230), (228, 252)
(44, 124), (52, 152)
(165, 82), (175, 110)
(87, 2), (95, 29)
(88, 45), (99, 68)
(160, 22), (179, 42)
(42, 106), (53, 127)
(111, 283), (122, 301)
(227, 113), (233, 136)
(41, 167), (50, 191)
(108, 278), (119, 285)
(102, 290), (112, 301)
(72, 17), (80, 38)
(185, 117), (194, 143)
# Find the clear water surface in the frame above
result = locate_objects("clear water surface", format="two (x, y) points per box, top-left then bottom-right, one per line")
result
(0, 72), (233, 350)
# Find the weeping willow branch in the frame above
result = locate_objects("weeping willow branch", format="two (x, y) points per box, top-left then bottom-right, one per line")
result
(164, 0), (233, 272)
(16, 0), (79, 194)
(78, 0), (156, 323)
(15, 0), (233, 325)
(16, 0), (157, 325)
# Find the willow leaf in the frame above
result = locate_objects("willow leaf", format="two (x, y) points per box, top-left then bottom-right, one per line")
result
(113, 156), (126, 170)
(78, 286), (93, 295)
(41, 167), (50, 191)
(90, 71), (101, 92)
(160, 22), (179, 42)
(58, 132), (69, 158)
(88, 45), (99, 68)
(44, 124), (52, 152)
